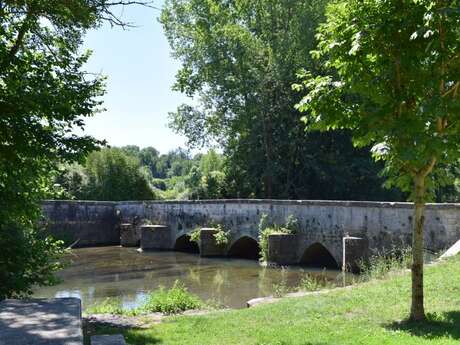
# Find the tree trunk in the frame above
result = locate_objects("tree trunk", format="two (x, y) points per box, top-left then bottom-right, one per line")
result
(410, 174), (426, 321)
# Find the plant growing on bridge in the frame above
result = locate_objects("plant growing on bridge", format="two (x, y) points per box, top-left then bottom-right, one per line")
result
(295, 0), (460, 321)
(190, 228), (201, 244)
(258, 214), (299, 262)
(213, 225), (230, 246)
(285, 215), (300, 233)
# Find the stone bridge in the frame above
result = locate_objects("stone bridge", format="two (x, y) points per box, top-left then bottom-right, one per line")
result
(42, 200), (460, 270)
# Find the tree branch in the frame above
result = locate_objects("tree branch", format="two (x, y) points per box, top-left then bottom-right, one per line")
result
(0, 5), (35, 71)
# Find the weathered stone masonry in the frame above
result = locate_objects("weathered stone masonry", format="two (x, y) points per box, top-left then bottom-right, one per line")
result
(42, 200), (460, 267)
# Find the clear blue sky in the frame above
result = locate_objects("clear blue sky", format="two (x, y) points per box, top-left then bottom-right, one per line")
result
(81, 1), (190, 154)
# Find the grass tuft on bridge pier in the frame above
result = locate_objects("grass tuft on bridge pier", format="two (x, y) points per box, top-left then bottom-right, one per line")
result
(89, 254), (460, 345)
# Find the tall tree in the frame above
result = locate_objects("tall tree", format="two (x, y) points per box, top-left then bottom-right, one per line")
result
(0, 0), (151, 299)
(85, 148), (155, 201)
(295, 0), (460, 320)
(161, 0), (400, 201)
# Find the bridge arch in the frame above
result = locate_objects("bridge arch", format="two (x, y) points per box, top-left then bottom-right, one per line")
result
(174, 234), (199, 254)
(299, 242), (339, 269)
(227, 236), (260, 260)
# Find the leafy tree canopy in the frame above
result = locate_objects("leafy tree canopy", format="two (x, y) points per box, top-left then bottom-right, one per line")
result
(295, 0), (460, 321)
(0, 0), (151, 299)
(161, 0), (401, 200)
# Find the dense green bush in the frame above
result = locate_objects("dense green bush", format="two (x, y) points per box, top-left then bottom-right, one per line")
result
(0, 220), (66, 300)
(86, 281), (204, 316)
(139, 281), (203, 314)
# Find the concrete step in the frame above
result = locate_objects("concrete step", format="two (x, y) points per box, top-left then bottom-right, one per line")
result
(91, 334), (126, 345)
(440, 239), (460, 259)
(0, 298), (82, 345)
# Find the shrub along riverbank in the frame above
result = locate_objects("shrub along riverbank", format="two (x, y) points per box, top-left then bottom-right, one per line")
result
(87, 254), (460, 344)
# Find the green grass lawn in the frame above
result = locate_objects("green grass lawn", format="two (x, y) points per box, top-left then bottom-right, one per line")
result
(89, 255), (460, 345)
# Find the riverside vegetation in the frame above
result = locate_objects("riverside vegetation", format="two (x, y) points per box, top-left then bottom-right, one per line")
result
(86, 281), (204, 316)
(86, 253), (460, 344)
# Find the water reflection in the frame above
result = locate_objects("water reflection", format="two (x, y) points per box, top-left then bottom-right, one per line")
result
(34, 246), (349, 310)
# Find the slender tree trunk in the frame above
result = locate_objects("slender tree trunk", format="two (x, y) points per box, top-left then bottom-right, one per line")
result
(410, 173), (426, 321)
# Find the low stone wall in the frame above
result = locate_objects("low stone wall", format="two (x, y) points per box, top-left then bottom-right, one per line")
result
(42, 200), (118, 247)
(42, 200), (460, 264)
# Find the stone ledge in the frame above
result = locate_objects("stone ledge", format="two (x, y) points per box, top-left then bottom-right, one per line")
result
(0, 298), (82, 345)
(43, 198), (460, 210)
(91, 334), (125, 345)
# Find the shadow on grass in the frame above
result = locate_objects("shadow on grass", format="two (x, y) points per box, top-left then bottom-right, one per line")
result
(124, 332), (162, 345)
(84, 323), (162, 345)
(387, 311), (460, 340)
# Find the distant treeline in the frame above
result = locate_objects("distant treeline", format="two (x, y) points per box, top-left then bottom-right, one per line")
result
(52, 146), (226, 201)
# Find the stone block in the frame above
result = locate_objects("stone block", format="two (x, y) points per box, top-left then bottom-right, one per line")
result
(120, 223), (138, 247)
(140, 225), (171, 250)
(267, 234), (299, 265)
(0, 298), (82, 345)
(91, 334), (126, 345)
(342, 236), (369, 272)
(200, 228), (225, 257)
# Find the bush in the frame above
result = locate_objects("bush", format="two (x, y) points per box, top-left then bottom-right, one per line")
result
(86, 298), (125, 315)
(0, 220), (66, 300)
(86, 281), (204, 316)
(139, 281), (203, 314)
(359, 247), (412, 280)
(273, 280), (291, 298)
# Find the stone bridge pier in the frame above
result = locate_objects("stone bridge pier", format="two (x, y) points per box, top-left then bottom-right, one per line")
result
(124, 222), (366, 270)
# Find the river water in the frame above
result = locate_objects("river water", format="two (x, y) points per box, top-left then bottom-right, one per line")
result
(33, 246), (348, 310)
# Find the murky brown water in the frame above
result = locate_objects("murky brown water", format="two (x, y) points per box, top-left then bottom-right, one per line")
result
(33, 246), (348, 310)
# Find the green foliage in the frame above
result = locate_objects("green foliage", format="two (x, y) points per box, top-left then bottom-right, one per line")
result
(54, 146), (228, 201)
(91, 255), (460, 345)
(258, 213), (298, 262)
(84, 148), (155, 201)
(139, 281), (203, 315)
(296, 0), (460, 200)
(285, 215), (300, 233)
(359, 247), (413, 281)
(272, 280), (291, 298)
(162, 0), (400, 201)
(213, 225), (230, 246)
(0, 222), (67, 300)
(298, 274), (322, 292)
(297, 271), (335, 292)
(0, 0), (130, 298)
(86, 298), (125, 316)
(86, 281), (204, 316)
(296, 0), (460, 319)
(55, 148), (156, 201)
(189, 228), (201, 244)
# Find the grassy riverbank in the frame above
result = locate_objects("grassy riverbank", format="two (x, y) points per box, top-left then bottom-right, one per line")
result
(88, 255), (460, 344)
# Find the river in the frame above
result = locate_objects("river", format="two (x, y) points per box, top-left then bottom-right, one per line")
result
(33, 246), (348, 310)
